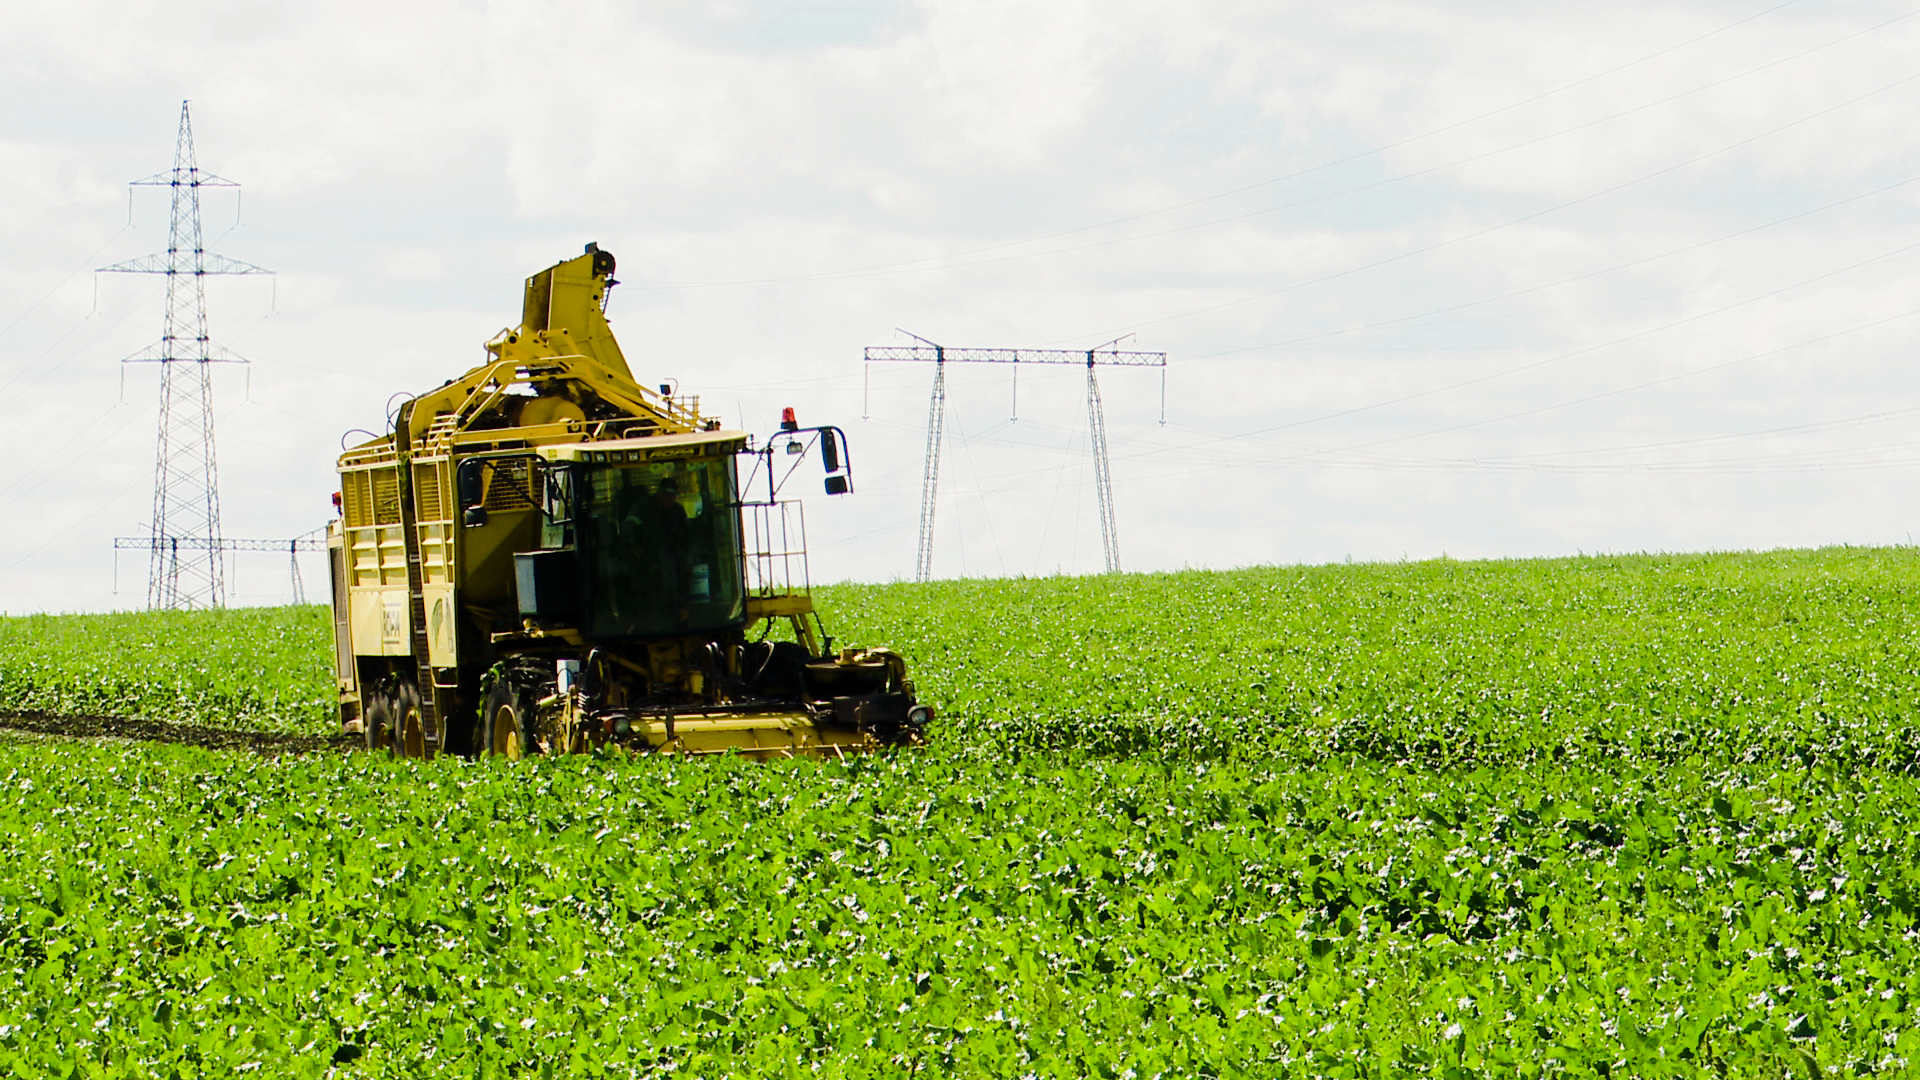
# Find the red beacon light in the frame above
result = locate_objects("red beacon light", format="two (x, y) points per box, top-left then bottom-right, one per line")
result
(780, 407), (799, 432)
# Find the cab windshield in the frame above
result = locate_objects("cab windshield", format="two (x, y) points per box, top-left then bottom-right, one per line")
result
(578, 455), (744, 638)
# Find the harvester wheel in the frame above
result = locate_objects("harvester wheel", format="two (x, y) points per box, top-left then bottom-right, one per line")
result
(394, 680), (431, 760)
(483, 679), (535, 761)
(363, 690), (396, 755)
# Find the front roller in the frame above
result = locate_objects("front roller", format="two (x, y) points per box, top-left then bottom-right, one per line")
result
(614, 706), (931, 758)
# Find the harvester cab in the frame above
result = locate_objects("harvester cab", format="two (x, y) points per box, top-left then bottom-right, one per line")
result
(326, 245), (930, 759)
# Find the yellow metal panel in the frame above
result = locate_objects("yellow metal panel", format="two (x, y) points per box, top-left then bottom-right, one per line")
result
(631, 713), (879, 758)
(538, 430), (747, 462)
(414, 461), (448, 522)
(328, 530), (355, 685)
(420, 522), (452, 585)
(347, 527), (382, 587)
(348, 588), (411, 658)
(747, 594), (813, 619)
(424, 586), (457, 667)
(375, 526), (407, 586)
(342, 471), (373, 528)
(521, 250), (634, 382)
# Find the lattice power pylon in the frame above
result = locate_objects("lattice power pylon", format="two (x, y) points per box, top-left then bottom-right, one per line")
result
(99, 101), (270, 609)
(865, 333), (1166, 582)
(914, 350), (949, 584)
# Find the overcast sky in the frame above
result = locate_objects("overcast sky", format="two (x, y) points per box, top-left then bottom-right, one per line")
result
(2, 0), (1918, 611)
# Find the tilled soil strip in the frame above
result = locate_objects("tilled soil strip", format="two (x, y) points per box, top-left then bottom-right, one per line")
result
(0, 711), (357, 756)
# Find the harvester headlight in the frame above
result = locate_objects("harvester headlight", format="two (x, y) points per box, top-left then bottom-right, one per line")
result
(907, 704), (934, 729)
(613, 716), (632, 736)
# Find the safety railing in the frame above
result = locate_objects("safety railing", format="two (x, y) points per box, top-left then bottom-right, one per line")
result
(743, 500), (809, 598)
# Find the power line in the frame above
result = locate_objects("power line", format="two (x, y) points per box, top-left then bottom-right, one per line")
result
(1091, 304), (1920, 483)
(907, 328), (1920, 485)
(113, 530), (325, 604)
(0, 227), (129, 345)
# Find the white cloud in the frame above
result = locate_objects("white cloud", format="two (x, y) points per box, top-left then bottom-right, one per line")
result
(1, 0), (1919, 610)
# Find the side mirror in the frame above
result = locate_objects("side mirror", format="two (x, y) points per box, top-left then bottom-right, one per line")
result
(539, 461), (574, 529)
(819, 427), (852, 495)
(456, 460), (488, 527)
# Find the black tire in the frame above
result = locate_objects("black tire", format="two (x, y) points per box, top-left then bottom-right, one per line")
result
(363, 689), (396, 754)
(394, 679), (433, 760)
(482, 677), (536, 760)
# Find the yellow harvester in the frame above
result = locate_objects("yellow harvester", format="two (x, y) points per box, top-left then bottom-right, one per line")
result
(326, 244), (930, 758)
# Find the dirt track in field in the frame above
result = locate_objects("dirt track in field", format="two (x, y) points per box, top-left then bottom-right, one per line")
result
(0, 711), (358, 755)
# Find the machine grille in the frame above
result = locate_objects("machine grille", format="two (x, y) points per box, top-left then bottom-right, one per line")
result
(414, 464), (448, 521)
(341, 471), (373, 528)
(483, 460), (541, 511)
(371, 470), (402, 524)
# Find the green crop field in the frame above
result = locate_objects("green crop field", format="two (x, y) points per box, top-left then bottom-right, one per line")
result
(0, 547), (1918, 1076)
(0, 605), (331, 734)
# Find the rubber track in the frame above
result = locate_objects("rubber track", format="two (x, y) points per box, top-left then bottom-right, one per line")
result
(0, 711), (358, 756)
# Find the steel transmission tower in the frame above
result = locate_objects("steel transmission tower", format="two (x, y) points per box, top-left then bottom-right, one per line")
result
(1083, 359), (1119, 573)
(914, 342), (948, 583)
(99, 101), (270, 609)
(865, 334), (1165, 582)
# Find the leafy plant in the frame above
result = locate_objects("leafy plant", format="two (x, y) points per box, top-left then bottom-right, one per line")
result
(0, 605), (331, 734)
(0, 547), (1917, 1074)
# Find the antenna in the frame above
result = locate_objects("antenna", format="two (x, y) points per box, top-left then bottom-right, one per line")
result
(865, 335), (1167, 581)
(98, 101), (272, 609)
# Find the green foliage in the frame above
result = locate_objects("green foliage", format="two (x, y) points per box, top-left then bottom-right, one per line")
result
(1, 547), (1919, 1074)
(0, 744), (1912, 1076)
(0, 605), (333, 734)
(825, 546), (1920, 772)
